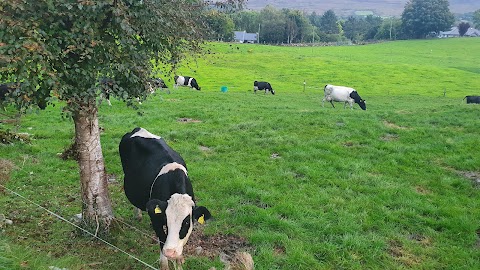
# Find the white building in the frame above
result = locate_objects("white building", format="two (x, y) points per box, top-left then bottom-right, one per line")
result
(233, 31), (258, 43)
(439, 27), (480, 38)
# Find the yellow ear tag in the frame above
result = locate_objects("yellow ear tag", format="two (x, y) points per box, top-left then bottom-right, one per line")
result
(198, 214), (205, 224)
(154, 205), (162, 214)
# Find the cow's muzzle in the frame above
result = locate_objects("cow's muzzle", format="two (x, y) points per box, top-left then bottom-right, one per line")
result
(163, 248), (181, 259)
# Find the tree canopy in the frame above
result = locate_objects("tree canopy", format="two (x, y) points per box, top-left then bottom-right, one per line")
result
(473, 9), (480, 29)
(0, 0), (244, 231)
(401, 0), (454, 39)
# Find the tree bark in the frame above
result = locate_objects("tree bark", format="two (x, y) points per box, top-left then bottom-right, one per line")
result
(73, 103), (114, 233)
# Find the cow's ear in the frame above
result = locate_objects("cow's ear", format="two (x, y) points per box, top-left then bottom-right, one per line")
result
(146, 199), (167, 216)
(193, 206), (211, 225)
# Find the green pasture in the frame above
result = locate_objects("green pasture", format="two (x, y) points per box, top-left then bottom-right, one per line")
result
(1, 38), (480, 270)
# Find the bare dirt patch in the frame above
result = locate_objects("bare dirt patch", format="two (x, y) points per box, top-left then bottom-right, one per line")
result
(476, 228), (480, 249)
(383, 120), (408, 130)
(184, 227), (252, 259)
(59, 142), (79, 161)
(0, 159), (16, 187)
(177, 118), (202, 123)
(270, 153), (280, 159)
(0, 130), (31, 144)
(380, 133), (399, 141)
(414, 186), (431, 195)
(199, 146), (212, 152)
(387, 240), (420, 267)
(457, 171), (480, 187)
(409, 234), (432, 246)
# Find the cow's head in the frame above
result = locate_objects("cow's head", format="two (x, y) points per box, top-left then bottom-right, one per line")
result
(349, 90), (366, 110)
(146, 193), (211, 260)
(357, 99), (366, 110)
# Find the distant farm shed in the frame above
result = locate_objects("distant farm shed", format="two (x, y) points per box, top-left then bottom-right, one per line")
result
(438, 27), (480, 38)
(234, 31), (258, 43)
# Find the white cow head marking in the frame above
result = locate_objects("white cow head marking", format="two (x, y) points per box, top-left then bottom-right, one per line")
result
(146, 194), (212, 260)
(162, 194), (195, 259)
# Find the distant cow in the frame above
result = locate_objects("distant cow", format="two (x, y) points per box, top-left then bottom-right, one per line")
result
(463, 95), (480, 104)
(99, 77), (167, 105)
(148, 78), (169, 93)
(254, 81), (275, 95)
(174, 76), (201, 91)
(119, 127), (211, 270)
(322, 84), (366, 110)
(1, 83), (47, 110)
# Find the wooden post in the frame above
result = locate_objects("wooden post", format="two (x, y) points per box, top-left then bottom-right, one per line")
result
(443, 88), (446, 97)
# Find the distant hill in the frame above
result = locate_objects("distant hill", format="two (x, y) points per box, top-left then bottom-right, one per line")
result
(245, 0), (480, 17)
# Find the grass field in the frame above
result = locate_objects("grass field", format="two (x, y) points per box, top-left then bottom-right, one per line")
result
(1, 38), (480, 270)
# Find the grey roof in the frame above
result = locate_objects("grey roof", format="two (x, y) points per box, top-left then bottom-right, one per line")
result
(234, 31), (258, 42)
(439, 27), (480, 37)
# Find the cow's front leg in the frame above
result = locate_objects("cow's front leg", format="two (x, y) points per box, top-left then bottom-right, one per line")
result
(133, 207), (142, 221)
(175, 256), (185, 270)
(160, 252), (169, 270)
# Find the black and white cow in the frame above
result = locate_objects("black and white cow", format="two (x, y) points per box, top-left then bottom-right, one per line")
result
(322, 84), (366, 110)
(174, 76), (201, 91)
(148, 78), (169, 93)
(119, 127), (211, 270)
(253, 81), (275, 95)
(463, 95), (480, 104)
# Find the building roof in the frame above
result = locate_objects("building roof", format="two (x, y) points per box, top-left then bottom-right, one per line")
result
(439, 27), (480, 37)
(234, 31), (258, 42)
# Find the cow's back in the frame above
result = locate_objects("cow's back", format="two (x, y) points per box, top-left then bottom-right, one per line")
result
(324, 85), (354, 101)
(119, 127), (187, 209)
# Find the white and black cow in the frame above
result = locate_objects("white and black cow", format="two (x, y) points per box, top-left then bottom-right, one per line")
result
(322, 84), (366, 110)
(253, 81), (275, 95)
(119, 127), (211, 270)
(148, 78), (169, 94)
(174, 76), (201, 91)
(463, 95), (480, 104)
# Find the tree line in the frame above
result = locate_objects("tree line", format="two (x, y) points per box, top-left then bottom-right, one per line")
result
(205, 0), (480, 44)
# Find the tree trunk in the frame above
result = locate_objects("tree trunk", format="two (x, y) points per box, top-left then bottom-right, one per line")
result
(73, 103), (114, 234)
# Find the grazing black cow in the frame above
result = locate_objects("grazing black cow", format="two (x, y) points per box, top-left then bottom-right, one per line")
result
(322, 84), (366, 110)
(174, 75), (201, 91)
(148, 78), (170, 94)
(0, 83), (47, 110)
(463, 95), (480, 104)
(119, 127), (211, 270)
(253, 81), (275, 95)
